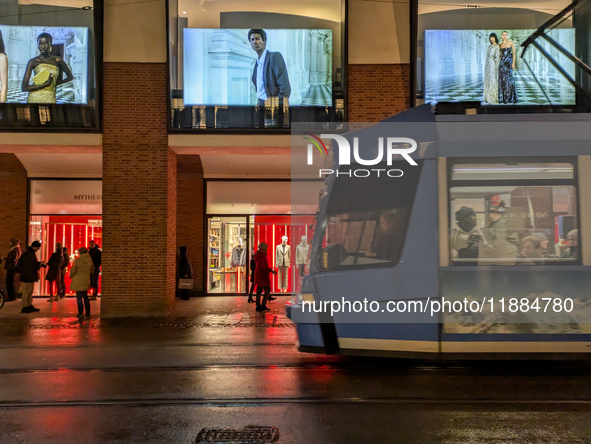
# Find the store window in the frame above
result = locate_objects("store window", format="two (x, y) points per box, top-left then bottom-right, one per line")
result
(29, 180), (102, 296)
(168, 0), (346, 130)
(0, 0), (101, 130)
(412, 0), (591, 112)
(449, 161), (579, 265)
(205, 181), (321, 294)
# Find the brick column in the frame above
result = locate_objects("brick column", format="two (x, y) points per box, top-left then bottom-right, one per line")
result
(177, 155), (204, 295)
(348, 64), (411, 122)
(101, 63), (177, 317)
(0, 154), (27, 284)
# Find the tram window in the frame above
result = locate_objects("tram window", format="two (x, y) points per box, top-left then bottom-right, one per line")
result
(449, 185), (579, 265)
(451, 163), (574, 181)
(319, 209), (410, 270)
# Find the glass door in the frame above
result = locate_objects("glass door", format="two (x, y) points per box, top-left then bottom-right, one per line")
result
(207, 216), (247, 294)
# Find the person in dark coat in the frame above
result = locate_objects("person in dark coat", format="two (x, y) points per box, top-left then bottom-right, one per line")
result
(248, 252), (256, 303)
(253, 242), (277, 312)
(178, 246), (193, 301)
(3, 238), (21, 301)
(16, 240), (45, 313)
(45, 244), (63, 302)
(59, 247), (70, 298)
(88, 240), (102, 300)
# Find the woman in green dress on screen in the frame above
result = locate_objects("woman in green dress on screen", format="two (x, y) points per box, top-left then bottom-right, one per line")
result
(21, 32), (74, 104)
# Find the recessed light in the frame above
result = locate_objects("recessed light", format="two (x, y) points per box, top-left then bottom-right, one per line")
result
(183, 11), (186, 14)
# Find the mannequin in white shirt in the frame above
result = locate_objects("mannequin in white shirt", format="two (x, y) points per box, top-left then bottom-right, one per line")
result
(296, 236), (309, 277)
(275, 236), (291, 292)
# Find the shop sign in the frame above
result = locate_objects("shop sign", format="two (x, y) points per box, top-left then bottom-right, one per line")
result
(30, 180), (102, 215)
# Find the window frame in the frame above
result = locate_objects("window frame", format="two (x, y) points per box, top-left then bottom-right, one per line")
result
(447, 156), (581, 266)
(0, 0), (104, 133)
(165, 0), (349, 134)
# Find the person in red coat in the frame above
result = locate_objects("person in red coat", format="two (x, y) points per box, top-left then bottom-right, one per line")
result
(253, 242), (277, 312)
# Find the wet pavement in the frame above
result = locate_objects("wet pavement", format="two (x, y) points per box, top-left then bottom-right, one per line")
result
(2, 297), (591, 443)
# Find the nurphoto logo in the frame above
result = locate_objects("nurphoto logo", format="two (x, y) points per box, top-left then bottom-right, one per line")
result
(304, 134), (418, 178)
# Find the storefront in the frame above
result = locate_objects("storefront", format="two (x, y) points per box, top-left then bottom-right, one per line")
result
(206, 180), (322, 295)
(28, 179), (102, 296)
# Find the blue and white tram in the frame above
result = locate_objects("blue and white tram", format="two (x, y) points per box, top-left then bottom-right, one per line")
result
(286, 106), (591, 359)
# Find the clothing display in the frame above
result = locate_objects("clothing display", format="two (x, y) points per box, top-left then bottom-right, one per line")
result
(498, 47), (517, 104)
(298, 264), (305, 277)
(296, 243), (309, 265)
(28, 63), (59, 104)
(277, 265), (289, 290)
(231, 246), (246, 268)
(276, 243), (291, 267)
(484, 43), (500, 104)
(296, 238), (309, 278)
(276, 240), (291, 290)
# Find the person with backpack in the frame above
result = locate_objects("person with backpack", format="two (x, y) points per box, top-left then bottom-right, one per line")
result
(16, 240), (45, 313)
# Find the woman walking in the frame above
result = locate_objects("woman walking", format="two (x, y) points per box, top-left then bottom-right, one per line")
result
(253, 242), (277, 312)
(69, 247), (94, 321)
(46, 244), (63, 302)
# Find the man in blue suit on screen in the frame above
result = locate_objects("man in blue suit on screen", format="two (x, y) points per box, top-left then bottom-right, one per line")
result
(249, 29), (291, 107)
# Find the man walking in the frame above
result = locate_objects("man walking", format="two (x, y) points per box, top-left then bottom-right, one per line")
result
(16, 240), (44, 313)
(88, 240), (101, 300)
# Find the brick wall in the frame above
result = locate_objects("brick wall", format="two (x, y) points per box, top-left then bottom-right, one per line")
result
(176, 155), (204, 295)
(101, 62), (177, 317)
(0, 154), (27, 285)
(348, 64), (411, 122)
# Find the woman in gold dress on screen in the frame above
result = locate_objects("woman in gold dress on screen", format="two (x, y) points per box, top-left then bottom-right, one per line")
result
(21, 32), (74, 104)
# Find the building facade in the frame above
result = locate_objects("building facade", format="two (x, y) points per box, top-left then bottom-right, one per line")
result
(0, 0), (588, 317)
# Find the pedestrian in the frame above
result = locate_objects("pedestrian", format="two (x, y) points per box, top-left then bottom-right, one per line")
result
(59, 247), (70, 298)
(88, 240), (101, 300)
(45, 243), (63, 302)
(3, 238), (21, 301)
(247, 251), (256, 303)
(178, 246), (192, 301)
(70, 247), (94, 321)
(253, 242), (277, 312)
(15, 240), (45, 313)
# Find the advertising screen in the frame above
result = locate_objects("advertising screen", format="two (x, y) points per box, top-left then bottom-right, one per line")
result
(0, 25), (89, 105)
(424, 29), (575, 106)
(183, 28), (333, 106)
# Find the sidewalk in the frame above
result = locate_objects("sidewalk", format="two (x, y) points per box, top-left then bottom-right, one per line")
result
(0, 296), (294, 348)
(0, 295), (291, 321)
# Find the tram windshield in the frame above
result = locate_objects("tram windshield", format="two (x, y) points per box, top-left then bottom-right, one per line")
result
(316, 161), (422, 271)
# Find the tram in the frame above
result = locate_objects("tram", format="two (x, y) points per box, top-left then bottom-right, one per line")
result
(286, 105), (591, 359)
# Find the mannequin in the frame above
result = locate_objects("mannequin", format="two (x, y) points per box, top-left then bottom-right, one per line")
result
(296, 236), (309, 277)
(275, 236), (291, 292)
(231, 237), (246, 268)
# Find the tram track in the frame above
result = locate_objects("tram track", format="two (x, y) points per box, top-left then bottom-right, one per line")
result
(3, 397), (591, 410)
